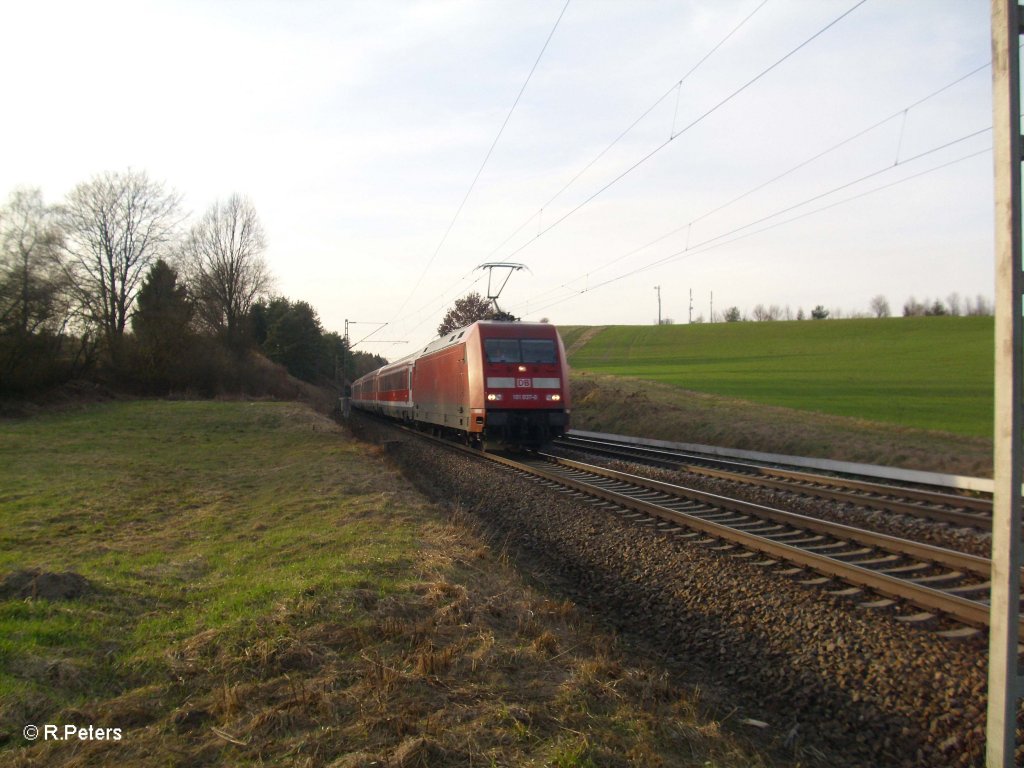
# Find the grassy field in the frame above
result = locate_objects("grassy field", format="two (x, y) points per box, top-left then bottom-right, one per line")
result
(0, 401), (784, 767)
(560, 317), (993, 439)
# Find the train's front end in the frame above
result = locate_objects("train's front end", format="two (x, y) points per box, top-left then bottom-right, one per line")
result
(468, 321), (571, 450)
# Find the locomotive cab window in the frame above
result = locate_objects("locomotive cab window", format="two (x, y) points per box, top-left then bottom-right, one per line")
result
(521, 339), (556, 364)
(484, 339), (521, 363)
(484, 338), (557, 364)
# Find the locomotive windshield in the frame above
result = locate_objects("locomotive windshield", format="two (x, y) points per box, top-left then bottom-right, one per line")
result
(521, 339), (557, 363)
(484, 338), (557, 364)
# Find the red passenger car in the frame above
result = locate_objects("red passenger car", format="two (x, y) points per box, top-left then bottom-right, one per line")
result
(352, 321), (570, 449)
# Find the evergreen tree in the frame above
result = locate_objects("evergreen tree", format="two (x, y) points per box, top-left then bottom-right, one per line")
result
(132, 259), (193, 390)
(262, 298), (324, 382)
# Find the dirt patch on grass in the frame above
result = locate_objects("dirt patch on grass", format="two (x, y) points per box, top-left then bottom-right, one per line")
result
(0, 570), (92, 601)
(570, 372), (992, 477)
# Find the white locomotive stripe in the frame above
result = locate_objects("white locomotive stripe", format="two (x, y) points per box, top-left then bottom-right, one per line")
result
(486, 377), (516, 388)
(532, 378), (561, 389)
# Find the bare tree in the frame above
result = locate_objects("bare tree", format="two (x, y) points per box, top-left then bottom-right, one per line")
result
(966, 294), (993, 316)
(1, 187), (66, 335)
(869, 294), (890, 318)
(61, 170), (182, 352)
(183, 194), (272, 342)
(946, 292), (962, 317)
(752, 304), (781, 321)
(902, 296), (926, 317)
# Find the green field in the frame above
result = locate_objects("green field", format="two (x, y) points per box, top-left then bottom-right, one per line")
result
(560, 317), (994, 438)
(0, 401), (418, 729)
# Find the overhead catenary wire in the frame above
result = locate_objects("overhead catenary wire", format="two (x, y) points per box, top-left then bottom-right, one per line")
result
(614, 148), (992, 286)
(518, 56), (993, 309)
(513, 134), (991, 317)
(385, 0), (571, 334)
(398, 271), (489, 341)
(494, 0), (869, 266)
(386, 0), (754, 350)
(387, 1), (865, 349)
(482, 0), (770, 263)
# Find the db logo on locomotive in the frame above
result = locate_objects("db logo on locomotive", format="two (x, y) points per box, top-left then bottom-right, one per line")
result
(516, 377), (532, 388)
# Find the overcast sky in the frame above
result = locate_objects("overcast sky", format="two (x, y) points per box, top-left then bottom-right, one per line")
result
(0, 1), (994, 358)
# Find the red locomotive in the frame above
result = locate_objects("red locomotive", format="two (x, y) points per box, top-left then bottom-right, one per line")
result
(351, 321), (571, 449)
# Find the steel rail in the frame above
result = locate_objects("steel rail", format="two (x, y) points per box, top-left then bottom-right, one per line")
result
(538, 454), (994, 578)
(516, 456), (1011, 630)
(372, 420), (1013, 633)
(506, 454), (1014, 633)
(555, 435), (993, 529)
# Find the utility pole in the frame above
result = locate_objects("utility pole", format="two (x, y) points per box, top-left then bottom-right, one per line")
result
(710, 290), (714, 323)
(342, 319), (398, 382)
(654, 285), (662, 325)
(688, 288), (693, 324)
(987, 2), (1023, 766)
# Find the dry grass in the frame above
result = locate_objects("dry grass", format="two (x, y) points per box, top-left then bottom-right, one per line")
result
(10, 512), (789, 767)
(2, 401), (798, 767)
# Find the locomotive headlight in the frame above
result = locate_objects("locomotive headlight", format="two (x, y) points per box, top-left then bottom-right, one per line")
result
(487, 393), (503, 401)
(547, 394), (561, 402)
(517, 365), (527, 372)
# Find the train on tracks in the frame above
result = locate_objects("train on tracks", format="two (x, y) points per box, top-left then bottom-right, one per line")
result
(351, 321), (571, 450)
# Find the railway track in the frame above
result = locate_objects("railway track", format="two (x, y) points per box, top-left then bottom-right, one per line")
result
(553, 434), (994, 531)
(367, 417), (1013, 638)
(492, 450), (1013, 638)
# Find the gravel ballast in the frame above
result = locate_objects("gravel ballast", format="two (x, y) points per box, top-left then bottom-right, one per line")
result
(355, 418), (997, 767)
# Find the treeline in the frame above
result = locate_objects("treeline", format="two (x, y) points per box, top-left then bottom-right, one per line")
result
(706, 293), (994, 324)
(0, 171), (384, 399)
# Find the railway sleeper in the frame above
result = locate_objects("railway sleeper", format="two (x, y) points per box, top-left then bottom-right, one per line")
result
(765, 530), (817, 541)
(801, 541), (852, 553)
(943, 581), (991, 596)
(829, 586), (865, 597)
(859, 598), (897, 609)
(775, 534), (828, 546)
(729, 520), (772, 531)
(874, 562), (932, 576)
(693, 511), (742, 522)
(937, 626), (983, 640)
(907, 571), (965, 585)
(798, 576), (834, 586)
(846, 554), (901, 566)
(828, 547), (875, 560)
